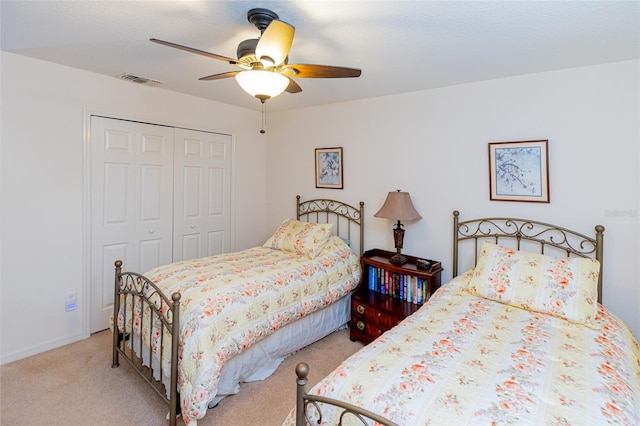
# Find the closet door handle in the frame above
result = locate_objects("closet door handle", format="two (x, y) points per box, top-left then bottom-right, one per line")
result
(149, 229), (155, 234)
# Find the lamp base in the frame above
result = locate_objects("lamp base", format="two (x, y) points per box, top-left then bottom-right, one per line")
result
(388, 253), (409, 265)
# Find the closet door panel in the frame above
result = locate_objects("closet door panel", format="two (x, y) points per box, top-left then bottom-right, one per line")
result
(209, 167), (224, 215)
(139, 239), (163, 275)
(135, 131), (174, 269)
(104, 162), (130, 226)
(174, 129), (232, 261)
(100, 243), (128, 320)
(91, 119), (136, 334)
(183, 166), (203, 218)
(90, 117), (174, 333)
(181, 234), (201, 261)
(208, 231), (224, 255)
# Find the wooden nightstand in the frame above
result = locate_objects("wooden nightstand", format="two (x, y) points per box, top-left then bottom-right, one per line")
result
(350, 249), (443, 345)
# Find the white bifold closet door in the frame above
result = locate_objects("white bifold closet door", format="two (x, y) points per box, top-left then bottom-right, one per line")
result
(173, 128), (231, 261)
(90, 117), (174, 334)
(90, 116), (231, 333)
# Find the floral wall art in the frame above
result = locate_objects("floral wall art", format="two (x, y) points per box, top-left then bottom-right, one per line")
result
(315, 147), (343, 189)
(488, 140), (549, 203)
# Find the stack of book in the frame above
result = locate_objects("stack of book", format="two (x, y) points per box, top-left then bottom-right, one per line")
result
(366, 265), (431, 305)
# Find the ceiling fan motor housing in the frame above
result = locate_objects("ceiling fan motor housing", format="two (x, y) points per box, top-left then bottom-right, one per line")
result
(247, 8), (279, 33)
(237, 38), (259, 66)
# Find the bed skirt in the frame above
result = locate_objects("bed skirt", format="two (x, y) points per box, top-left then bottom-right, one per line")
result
(129, 293), (351, 410)
(208, 294), (351, 407)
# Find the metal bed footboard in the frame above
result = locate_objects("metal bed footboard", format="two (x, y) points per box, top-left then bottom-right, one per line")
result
(111, 260), (181, 426)
(295, 363), (399, 426)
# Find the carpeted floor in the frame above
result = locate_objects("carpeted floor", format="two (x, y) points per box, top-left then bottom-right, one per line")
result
(0, 328), (363, 425)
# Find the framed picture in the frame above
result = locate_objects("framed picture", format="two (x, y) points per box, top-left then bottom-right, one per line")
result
(315, 147), (343, 189)
(488, 140), (549, 203)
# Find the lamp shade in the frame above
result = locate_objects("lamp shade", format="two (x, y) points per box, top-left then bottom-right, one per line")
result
(374, 191), (422, 221)
(235, 70), (289, 100)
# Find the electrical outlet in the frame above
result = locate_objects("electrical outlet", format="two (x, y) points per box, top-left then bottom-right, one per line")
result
(65, 291), (77, 312)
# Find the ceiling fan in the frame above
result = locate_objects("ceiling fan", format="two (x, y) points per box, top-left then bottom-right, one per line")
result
(150, 8), (362, 103)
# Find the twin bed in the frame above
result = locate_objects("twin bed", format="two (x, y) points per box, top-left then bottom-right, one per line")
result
(112, 200), (640, 426)
(111, 196), (364, 425)
(288, 212), (640, 425)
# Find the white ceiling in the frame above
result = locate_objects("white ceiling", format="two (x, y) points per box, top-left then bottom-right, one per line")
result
(2, 1), (639, 112)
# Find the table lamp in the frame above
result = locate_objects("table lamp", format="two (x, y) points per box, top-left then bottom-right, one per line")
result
(374, 190), (422, 265)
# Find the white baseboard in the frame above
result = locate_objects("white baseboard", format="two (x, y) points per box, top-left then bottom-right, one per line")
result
(0, 333), (84, 365)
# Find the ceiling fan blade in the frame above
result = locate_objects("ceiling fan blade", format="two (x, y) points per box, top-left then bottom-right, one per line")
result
(150, 38), (238, 65)
(283, 64), (362, 78)
(199, 71), (240, 81)
(285, 77), (302, 94)
(255, 20), (295, 67)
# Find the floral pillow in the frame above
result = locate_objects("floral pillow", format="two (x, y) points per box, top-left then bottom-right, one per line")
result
(263, 218), (334, 259)
(466, 241), (600, 326)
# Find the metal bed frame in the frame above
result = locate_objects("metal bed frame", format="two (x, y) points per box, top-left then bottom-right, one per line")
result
(452, 210), (604, 303)
(293, 210), (605, 425)
(295, 362), (399, 426)
(296, 195), (365, 256)
(111, 196), (364, 426)
(111, 262), (181, 423)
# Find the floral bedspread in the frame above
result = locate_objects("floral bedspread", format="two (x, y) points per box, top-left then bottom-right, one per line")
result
(284, 272), (640, 425)
(117, 236), (361, 425)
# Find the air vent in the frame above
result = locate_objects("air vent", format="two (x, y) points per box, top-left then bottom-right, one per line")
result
(116, 73), (164, 86)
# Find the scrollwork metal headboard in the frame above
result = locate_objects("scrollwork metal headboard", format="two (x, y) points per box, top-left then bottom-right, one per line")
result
(296, 195), (365, 256)
(452, 210), (605, 303)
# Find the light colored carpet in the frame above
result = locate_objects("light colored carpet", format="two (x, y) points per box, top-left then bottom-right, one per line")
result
(0, 328), (363, 425)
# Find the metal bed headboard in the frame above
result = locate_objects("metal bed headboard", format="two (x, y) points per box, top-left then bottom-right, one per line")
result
(452, 210), (605, 304)
(296, 195), (365, 256)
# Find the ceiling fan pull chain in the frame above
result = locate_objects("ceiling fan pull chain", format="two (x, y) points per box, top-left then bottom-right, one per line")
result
(260, 100), (267, 134)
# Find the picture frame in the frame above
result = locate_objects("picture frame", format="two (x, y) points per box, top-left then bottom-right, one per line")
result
(488, 139), (549, 203)
(315, 147), (343, 189)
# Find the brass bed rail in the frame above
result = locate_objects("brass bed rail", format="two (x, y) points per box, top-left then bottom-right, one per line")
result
(452, 210), (605, 303)
(295, 363), (399, 426)
(111, 260), (181, 426)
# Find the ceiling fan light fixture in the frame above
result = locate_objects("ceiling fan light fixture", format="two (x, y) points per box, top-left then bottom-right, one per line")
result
(235, 70), (289, 100)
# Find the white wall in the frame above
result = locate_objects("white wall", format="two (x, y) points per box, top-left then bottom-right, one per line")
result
(0, 52), (268, 363)
(266, 60), (640, 338)
(2, 52), (638, 363)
